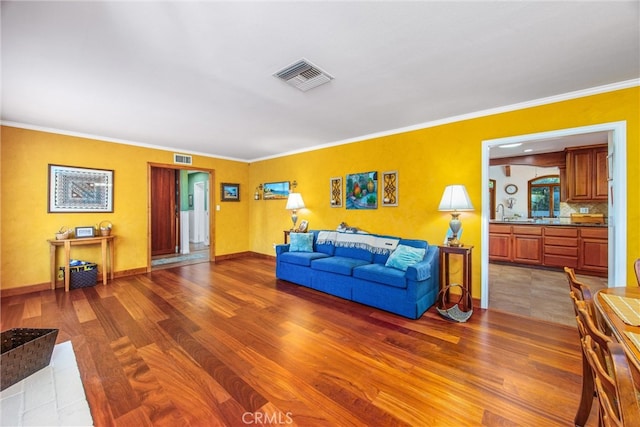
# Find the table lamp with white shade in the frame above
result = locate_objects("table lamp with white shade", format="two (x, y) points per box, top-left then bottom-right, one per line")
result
(438, 184), (474, 247)
(285, 192), (305, 230)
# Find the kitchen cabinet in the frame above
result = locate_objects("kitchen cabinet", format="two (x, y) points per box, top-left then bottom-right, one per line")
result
(579, 227), (608, 274)
(488, 224), (511, 261)
(488, 224), (542, 264)
(543, 227), (579, 268)
(565, 144), (608, 202)
(489, 223), (607, 276)
(512, 226), (542, 264)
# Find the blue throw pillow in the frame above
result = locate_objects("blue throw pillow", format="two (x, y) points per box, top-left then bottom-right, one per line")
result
(290, 232), (314, 252)
(385, 244), (426, 271)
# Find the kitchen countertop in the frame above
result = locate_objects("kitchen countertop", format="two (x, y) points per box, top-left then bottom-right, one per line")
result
(489, 219), (607, 227)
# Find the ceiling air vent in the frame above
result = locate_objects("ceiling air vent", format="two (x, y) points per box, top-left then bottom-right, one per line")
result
(174, 153), (192, 165)
(274, 58), (334, 92)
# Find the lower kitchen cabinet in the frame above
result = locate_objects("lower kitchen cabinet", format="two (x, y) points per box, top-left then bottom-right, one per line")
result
(579, 228), (608, 274)
(544, 227), (579, 268)
(512, 226), (542, 264)
(489, 223), (607, 276)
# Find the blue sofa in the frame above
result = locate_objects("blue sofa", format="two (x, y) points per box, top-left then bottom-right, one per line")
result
(275, 230), (439, 319)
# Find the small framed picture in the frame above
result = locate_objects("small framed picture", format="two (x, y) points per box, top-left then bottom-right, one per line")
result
(263, 181), (290, 200)
(221, 183), (240, 201)
(330, 177), (342, 207)
(297, 220), (309, 233)
(75, 226), (95, 238)
(382, 170), (398, 206)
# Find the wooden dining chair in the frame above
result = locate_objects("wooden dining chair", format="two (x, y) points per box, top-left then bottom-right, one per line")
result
(572, 299), (614, 426)
(571, 297), (597, 426)
(565, 266), (594, 305)
(565, 266), (606, 333)
(634, 258), (640, 286)
(582, 336), (640, 427)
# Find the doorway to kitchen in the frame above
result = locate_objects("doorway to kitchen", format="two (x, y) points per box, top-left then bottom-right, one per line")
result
(480, 121), (628, 311)
(148, 163), (215, 271)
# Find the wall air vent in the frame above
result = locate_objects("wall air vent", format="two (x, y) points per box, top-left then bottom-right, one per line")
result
(174, 153), (192, 165)
(274, 58), (334, 92)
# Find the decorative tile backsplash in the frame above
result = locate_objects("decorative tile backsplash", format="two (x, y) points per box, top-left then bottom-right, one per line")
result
(560, 202), (608, 217)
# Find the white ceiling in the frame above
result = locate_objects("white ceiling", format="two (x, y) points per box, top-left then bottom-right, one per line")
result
(2, 1), (639, 162)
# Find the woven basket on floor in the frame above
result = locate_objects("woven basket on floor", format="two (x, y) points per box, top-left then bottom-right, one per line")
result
(436, 284), (473, 322)
(1, 328), (59, 390)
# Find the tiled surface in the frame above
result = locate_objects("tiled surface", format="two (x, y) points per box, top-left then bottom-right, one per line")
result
(0, 341), (93, 426)
(489, 263), (608, 327)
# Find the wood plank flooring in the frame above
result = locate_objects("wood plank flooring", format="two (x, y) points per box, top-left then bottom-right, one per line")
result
(1, 256), (595, 426)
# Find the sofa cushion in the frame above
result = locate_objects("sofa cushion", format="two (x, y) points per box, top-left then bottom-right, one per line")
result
(353, 264), (407, 289)
(308, 230), (334, 255)
(290, 232), (314, 252)
(279, 251), (330, 267)
(399, 238), (428, 249)
(385, 244), (426, 271)
(334, 246), (373, 262)
(315, 242), (335, 255)
(311, 256), (370, 276)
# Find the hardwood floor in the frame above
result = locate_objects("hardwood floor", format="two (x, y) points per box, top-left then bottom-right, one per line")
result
(489, 263), (608, 327)
(1, 256), (595, 426)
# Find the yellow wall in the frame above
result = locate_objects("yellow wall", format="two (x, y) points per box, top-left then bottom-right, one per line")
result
(0, 127), (250, 290)
(249, 87), (639, 297)
(2, 87), (638, 295)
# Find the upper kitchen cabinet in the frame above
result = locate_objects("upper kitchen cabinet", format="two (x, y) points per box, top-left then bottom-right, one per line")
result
(565, 144), (608, 202)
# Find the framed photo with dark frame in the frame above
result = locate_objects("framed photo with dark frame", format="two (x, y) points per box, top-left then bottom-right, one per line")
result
(48, 164), (114, 213)
(75, 226), (95, 238)
(221, 183), (240, 201)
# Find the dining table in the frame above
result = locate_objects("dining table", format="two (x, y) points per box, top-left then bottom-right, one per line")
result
(592, 286), (640, 425)
(595, 286), (640, 365)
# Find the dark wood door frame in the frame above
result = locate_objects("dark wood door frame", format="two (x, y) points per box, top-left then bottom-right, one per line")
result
(147, 162), (216, 272)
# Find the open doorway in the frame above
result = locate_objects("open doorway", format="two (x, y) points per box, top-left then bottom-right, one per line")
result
(480, 122), (628, 310)
(148, 163), (215, 271)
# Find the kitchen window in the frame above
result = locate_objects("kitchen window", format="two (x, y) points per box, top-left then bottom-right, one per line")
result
(529, 175), (560, 218)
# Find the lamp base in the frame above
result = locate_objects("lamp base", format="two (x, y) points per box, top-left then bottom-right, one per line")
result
(448, 212), (463, 247)
(446, 235), (463, 247)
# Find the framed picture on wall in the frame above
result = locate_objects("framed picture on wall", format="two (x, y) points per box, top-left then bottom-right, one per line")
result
(263, 181), (290, 200)
(221, 183), (240, 201)
(330, 176), (342, 207)
(382, 170), (398, 206)
(346, 171), (377, 209)
(48, 164), (114, 213)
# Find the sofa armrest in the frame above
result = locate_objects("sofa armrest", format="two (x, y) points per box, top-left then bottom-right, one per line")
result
(275, 244), (290, 256)
(405, 245), (438, 281)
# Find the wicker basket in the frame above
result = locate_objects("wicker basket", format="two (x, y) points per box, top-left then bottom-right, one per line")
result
(1, 328), (59, 390)
(99, 220), (112, 236)
(60, 262), (98, 289)
(55, 226), (71, 240)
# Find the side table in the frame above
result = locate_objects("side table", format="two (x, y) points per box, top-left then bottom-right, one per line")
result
(48, 235), (115, 292)
(438, 245), (473, 311)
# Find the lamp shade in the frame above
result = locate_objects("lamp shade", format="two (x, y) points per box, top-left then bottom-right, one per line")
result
(438, 185), (474, 211)
(285, 193), (305, 210)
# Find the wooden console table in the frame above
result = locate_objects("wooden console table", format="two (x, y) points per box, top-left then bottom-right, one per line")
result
(438, 245), (474, 311)
(48, 235), (115, 292)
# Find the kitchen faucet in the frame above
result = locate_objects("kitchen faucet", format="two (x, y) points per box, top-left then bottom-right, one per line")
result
(496, 203), (505, 221)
